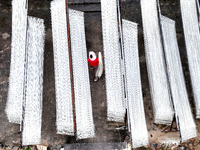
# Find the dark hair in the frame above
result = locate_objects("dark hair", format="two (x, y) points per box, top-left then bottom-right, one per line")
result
(90, 55), (93, 58)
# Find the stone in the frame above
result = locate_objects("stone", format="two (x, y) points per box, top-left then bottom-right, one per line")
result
(171, 145), (179, 150)
(4, 146), (12, 150)
(158, 132), (180, 145)
(1, 33), (10, 40)
(2, 9), (9, 13)
(179, 145), (186, 150)
(12, 146), (18, 150)
(49, 145), (61, 150)
(139, 55), (146, 63)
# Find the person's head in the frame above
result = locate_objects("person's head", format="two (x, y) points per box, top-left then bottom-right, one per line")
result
(89, 51), (96, 61)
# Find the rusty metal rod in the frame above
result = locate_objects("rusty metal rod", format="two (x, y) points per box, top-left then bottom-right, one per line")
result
(66, 0), (76, 135)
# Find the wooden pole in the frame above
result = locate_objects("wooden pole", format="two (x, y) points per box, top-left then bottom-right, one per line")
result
(66, 0), (76, 135)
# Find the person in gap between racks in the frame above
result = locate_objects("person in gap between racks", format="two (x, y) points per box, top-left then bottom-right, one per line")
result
(88, 51), (99, 82)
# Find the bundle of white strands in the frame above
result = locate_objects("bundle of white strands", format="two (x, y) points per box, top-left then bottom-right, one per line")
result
(22, 16), (45, 145)
(7, 0), (45, 145)
(180, 0), (200, 118)
(140, 0), (174, 125)
(161, 15), (197, 142)
(101, 0), (125, 123)
(6, 0), (28, 124)
(122, 19), (149, 148)
(69, 9), (95, 139)
(51, 0), (74, 135)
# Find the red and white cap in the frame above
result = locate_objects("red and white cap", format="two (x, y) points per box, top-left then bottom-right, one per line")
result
(89, 51), (96, 61)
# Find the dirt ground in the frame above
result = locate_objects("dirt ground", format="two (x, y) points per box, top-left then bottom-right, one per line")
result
(1, 0), (200, 149)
